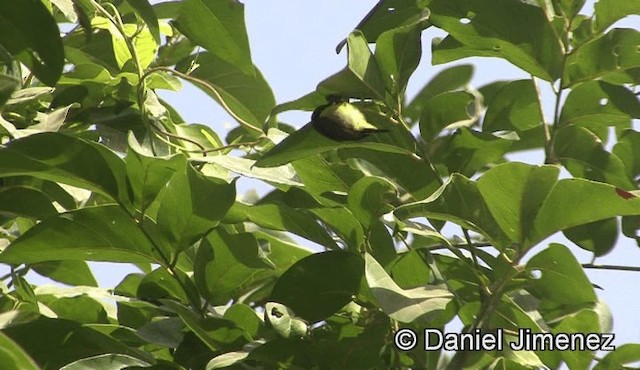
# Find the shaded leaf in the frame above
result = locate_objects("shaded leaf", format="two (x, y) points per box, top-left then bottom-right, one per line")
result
(255, 124), (413, 168)
(318, 31), (387, 101)
(0, 332), (39, 370)
(419, 91), (476, 139)
(565, 29), (640, 86)
(405, 64), (474, 123)
(3, 318), (151, 370)
(594, 0), (640, 32)
(375, 22), (422, 95)
(483, 79), (543, 132)
(0, 133), (131, 208)
(563, 218), (618, 256)
(0, 205), (159, 265)
(559, 81), (640, 129)
(156, 164), (236, 252)
(194, 229), (271, 304)
(0, 0), (64, 86)
(125, 0), (160, 44)
(554, 125), (633, 188)
(270, 251), (364, 322)
(32, 260), (98, 287)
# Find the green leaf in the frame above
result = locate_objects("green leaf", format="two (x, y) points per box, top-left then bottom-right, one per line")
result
(264, 302), (308, 339)
(613, 129), (640, 180)
(229, 201), (339, 249)
(0, 74), (19, 108)
(0, 186), (57, 219)
(395, 171), (513, 249)
(555, 0), (587, 19)
(375, 22), (422, 95)
(419, 91), (476, 139)
(564, 29), (640, 86)
(195, 155), (302, 187)
(125, 0), (160, 45)
(405, 64), (474, 123)
(0, 133), (131, 208)
(338, 148), (441, 201)
(137, 268), (189, 304)
(365, 253), (453, 323)
(349, 0), (430, 45)
(269, 251), (364, 322)
(176, 52), (275, 130)
(553, 309), (601, 370)
(206, 351), (250, 370)
(125, 134), (186, 212)
(0, 332), (39, 370)
(526, 243), (597, 305)
(530, 177), (640, 246)
(559, 81), (640, 129)
(554, 125), (633, 188)
(309, 207), (365, 251)
(594, 344), (640, 370)
(594, 0), (640, 32)
(317, 31), (387, 101)
(429, 0), (563, 81)
(0, 205), (160, 265)
(3, 318), (151, 369)
(255, 124), (413, 168)
(482, 79), (543, 132)
(563, 218), (618, 256)
(347, 176), (397, 229)
(0, 0), (64, 86)
(176, 0), (253, 76)
(223, 304), (262, 339)
(38, 295), (109, 325)
(194, 229), (271, 304)
(431, 129), (514, 177)
(156, 165), (236, 252)
(31, 260), (98, 287)
(60, 353), (151, 370)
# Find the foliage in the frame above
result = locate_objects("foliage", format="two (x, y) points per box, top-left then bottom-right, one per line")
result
(0, 0), (639, 369)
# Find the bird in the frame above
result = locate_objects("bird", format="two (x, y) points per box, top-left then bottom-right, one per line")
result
(310, 100), (389, 141)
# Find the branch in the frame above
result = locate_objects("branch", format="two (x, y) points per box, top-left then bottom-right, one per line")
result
(582, 263), (640, 273)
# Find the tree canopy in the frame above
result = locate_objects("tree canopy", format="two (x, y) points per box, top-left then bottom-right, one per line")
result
(1, 0), (640, 369)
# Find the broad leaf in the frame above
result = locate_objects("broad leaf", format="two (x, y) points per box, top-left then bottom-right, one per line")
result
(365, 253), (453, 323)
(554, 125), (633, 188)
(526, 243), (597, 306)
(429, 0), (563, 81)
(375, 22), (422, 95)
(156, 164), (236, 252)
(482, 79), (543, 132)
(176, 0), (253, 76)
(270, 251), (364, 322)
(0, 133), (131, 208)
(317, 31), (387, 101)
(564, 29), (640, 86)
(0, 205), (160, 265)
(0, 0), (64, 86)
(405, 64), (474, 123)
(176, 52), (275, 131)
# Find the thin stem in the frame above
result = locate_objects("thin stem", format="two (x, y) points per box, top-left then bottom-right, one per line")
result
(532, 77), (553, 163)
(582, 263), (640, 273)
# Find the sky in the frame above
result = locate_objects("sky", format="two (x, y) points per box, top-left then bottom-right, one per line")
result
(15, 0), (640, 352)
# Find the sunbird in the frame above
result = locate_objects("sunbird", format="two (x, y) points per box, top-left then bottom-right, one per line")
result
(311, 100), (389, 141)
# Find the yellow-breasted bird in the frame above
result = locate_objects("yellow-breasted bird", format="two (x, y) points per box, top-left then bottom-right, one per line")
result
(311, 100), (389, 141)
